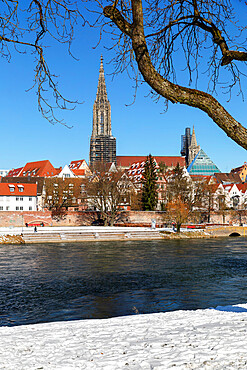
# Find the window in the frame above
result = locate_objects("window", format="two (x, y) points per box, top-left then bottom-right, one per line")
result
(0, 206), (3, 211)
(29, 197), (32, 201)
(20, 197), (23, 201)
(9, 187), (14, 192)
(16, 207), (19, 210)
(6, 206), (9, 211)
(20, 206), (23, 210)
(29, 206), (32, 210)
(16, 197), (19, 201)
(19, 188), (24, 192)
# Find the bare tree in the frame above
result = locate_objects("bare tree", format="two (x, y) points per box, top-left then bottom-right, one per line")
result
(44, 178), (84, 219)
(165, 163), (193, 206)
(85, 169), (130, 226)
(1, 1), (84, 125)
(165, 196), (190, 233)
(2, 1), (247, 148)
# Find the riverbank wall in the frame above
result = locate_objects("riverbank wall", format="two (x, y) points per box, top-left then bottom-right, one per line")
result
(0, 225), (246, 244)
(0, 226), (165, 244)
(1, 225), (240, 244)
(0, 210), (239, 228)
(0, 210), (165, 228)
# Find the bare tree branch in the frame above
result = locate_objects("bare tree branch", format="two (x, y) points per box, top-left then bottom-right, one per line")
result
(1, 0), (85, 125)
(103, 0), (247, 150)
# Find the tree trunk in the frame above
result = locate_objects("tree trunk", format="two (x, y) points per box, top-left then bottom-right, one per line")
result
(104, 1), (247, 150)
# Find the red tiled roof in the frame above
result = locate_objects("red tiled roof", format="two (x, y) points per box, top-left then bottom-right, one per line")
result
(19, 160), (58, 177)
(6, 167), (23, 177)
(214, 173), (242, 184)
(223, 184), (234, 191)
(69, 160), (87, 170)
(126, 160), (167, 185)
(71, 169), (86, 176)
(231, 162), (247, 173)
(236, 183), (247, 192)
(190, 175), (213, 184)
(0, 183), (37, 196)
(117, 156), (186, 168)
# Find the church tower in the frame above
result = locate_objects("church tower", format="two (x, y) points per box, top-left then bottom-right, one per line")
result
(89, 57), (116, 167)
(188, 126), (200, 166)
(181, 126), (200, 167)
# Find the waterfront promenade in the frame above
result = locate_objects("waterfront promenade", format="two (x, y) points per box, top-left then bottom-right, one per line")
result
(0, 225), (165, 243)
(0, 225), (246, 243)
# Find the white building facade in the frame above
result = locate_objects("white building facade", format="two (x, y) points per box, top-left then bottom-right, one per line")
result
(0, 183), (37, 211)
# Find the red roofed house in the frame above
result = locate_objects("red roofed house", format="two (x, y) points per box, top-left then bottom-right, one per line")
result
(231, 162), (247, 182)
(127, 159), (166, 209)
(69, 160), (92, 177)
(7, 167), (23, 177)
(18, 160), (59, 178)
(117, 156), (186, 170)
(223, 183), (247, 209)
(0, 183), (37, 211)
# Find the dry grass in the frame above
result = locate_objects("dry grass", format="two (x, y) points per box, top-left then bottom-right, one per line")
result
(0, 235), (25, 244)
(161, 230), (211, 239)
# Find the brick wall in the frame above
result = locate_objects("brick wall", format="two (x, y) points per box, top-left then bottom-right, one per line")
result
(0, 210), (243, 227)
(0, 211), (53, 227)
(0, 210), (165, 227)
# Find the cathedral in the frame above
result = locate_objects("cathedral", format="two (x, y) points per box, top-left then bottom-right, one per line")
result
(181, 126), (200, 167)
(89, 57), (116, 167)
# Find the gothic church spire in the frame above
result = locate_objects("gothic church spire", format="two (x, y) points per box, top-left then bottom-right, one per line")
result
(188, 126), (200, 166)
(89, 57), (116, 167)
(92, 56), (112, 137)
(190, 126), (198, 147)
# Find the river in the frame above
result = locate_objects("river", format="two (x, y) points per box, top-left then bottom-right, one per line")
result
(0, 237), (247, 326)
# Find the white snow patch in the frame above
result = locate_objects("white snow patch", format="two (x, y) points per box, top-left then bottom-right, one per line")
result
(1, 305), (247, 369)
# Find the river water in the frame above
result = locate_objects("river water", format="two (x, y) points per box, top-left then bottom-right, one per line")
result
(0, 237), (247, 326)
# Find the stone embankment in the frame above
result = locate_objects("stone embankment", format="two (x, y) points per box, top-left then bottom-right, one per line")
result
(0, 225), (245, 244)
(0, 226), (165, 244)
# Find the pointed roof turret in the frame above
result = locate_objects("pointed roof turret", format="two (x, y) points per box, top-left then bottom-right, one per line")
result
(90, 56), (116, 167)
(191, 125), (198, 147)
(95, 55), (108, 102)
(91, 56), (112, 138)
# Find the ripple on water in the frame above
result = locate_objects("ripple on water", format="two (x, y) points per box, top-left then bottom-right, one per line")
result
(1, 238), (247, 326)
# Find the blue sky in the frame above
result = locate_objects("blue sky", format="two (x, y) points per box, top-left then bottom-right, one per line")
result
(1, 6), (247, 173)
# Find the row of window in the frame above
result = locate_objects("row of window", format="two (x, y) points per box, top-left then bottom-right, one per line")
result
(9, 187), (23, 192)
(0, 196), (34, 201)
(15, 197), (33, 201)
(0, 206), (33, 211)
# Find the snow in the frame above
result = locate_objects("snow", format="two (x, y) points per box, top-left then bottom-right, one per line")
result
(1, 304), (247, 369)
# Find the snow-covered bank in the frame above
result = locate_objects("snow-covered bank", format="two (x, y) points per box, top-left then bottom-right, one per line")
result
(1, 305), (247, 369)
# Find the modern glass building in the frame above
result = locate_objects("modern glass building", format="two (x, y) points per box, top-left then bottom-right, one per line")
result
(187, 149), (221, 176)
